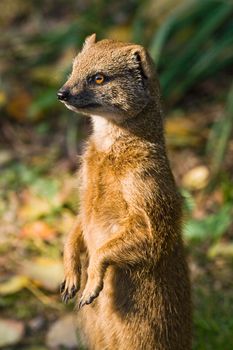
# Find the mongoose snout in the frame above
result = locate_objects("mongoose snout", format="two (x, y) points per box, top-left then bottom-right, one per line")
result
(57, 87), (70, 101)
(58, 83), (102, 113)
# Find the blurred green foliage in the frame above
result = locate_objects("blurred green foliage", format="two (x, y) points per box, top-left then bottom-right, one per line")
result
(2, 0), (232, 175)
(150, 0), (233, 102)
(1, 0), (232, 112)
(185, 204), (232, 241)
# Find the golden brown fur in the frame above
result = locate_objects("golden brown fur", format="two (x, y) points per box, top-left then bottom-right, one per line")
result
(58, 34), (192, 350)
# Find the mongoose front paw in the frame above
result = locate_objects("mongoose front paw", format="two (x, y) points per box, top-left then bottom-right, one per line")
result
(60, 273), (80, 304)
(78, 278), (103, 309)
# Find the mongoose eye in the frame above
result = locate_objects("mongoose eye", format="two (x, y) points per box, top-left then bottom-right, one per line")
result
(94, 74), (105, 85)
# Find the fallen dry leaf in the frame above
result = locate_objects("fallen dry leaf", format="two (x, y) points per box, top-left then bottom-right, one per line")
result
(46, 314), (78, 349)
(182, 165), (210, 190)
(165, 116), (201, 148)
(0, 275), (29, 296)
(21, 257), (63, 292)
(18, 177), (74, 222)
(20, 221), (56, 241)
(18, 194), (54, 221)
(208, 242), (233, 260)
(0, 319), (24, 347)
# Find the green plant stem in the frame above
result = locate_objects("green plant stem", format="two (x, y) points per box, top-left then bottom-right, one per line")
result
(209, 82), (233, 185)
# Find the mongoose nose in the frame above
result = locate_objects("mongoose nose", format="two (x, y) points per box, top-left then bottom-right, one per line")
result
(57, 88), (70, 101)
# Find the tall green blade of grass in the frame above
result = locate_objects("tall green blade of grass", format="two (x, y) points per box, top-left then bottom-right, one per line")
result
(160, 1), (232, 97)
(149, 0), (233, 102)
(170, 37), (233, 101)
(207, 83), (233, 185)
(149, 0), (217, 64)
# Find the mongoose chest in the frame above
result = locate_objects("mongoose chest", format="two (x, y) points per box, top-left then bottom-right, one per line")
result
(79, 146), (128, 253)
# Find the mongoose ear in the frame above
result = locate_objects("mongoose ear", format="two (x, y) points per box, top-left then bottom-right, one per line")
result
(131, 46), (153, 80)
(82, 33), (97, 51)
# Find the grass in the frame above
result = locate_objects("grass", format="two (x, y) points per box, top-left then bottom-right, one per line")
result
(193, 259), (233, 350)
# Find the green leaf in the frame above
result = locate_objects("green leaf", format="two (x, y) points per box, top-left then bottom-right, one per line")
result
(184, 204), (233, 241)
(207, 83), (233, 183)
(181, 189), (196, 214)
(149, 0), (233, 103)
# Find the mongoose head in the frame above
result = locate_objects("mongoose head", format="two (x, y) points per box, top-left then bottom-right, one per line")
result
(58, 34), (157, 123)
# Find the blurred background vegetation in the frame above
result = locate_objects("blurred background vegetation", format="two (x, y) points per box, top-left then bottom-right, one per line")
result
(0, 0), (233, 349)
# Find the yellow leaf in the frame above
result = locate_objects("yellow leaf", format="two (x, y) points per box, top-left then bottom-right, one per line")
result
(208, 243), (233, 260)
(18, 188), (63, 221)
(165, 116), (201, 147)
(182, 166), (210, 190)
(0, 90), (7, 107)
(0, 276), (29, 295)
(21, 257), (63, 292)
(20, 221), (56, 241)
(18, 196), (52, 221)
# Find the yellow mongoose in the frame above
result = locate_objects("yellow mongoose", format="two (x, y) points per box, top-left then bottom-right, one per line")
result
(58, 34), (192, 350)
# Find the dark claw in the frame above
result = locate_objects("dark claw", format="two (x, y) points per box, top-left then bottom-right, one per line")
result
(86, 295), (95, 305)
(60, 283), (78, 304)
(70, 286), (78, 299)
(61, 290), (68, 304)
(78, 299), (84, 309)
(78, 296), (88, 309)
(78, 293), (97, 309)
(60, 281), (66, 294)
